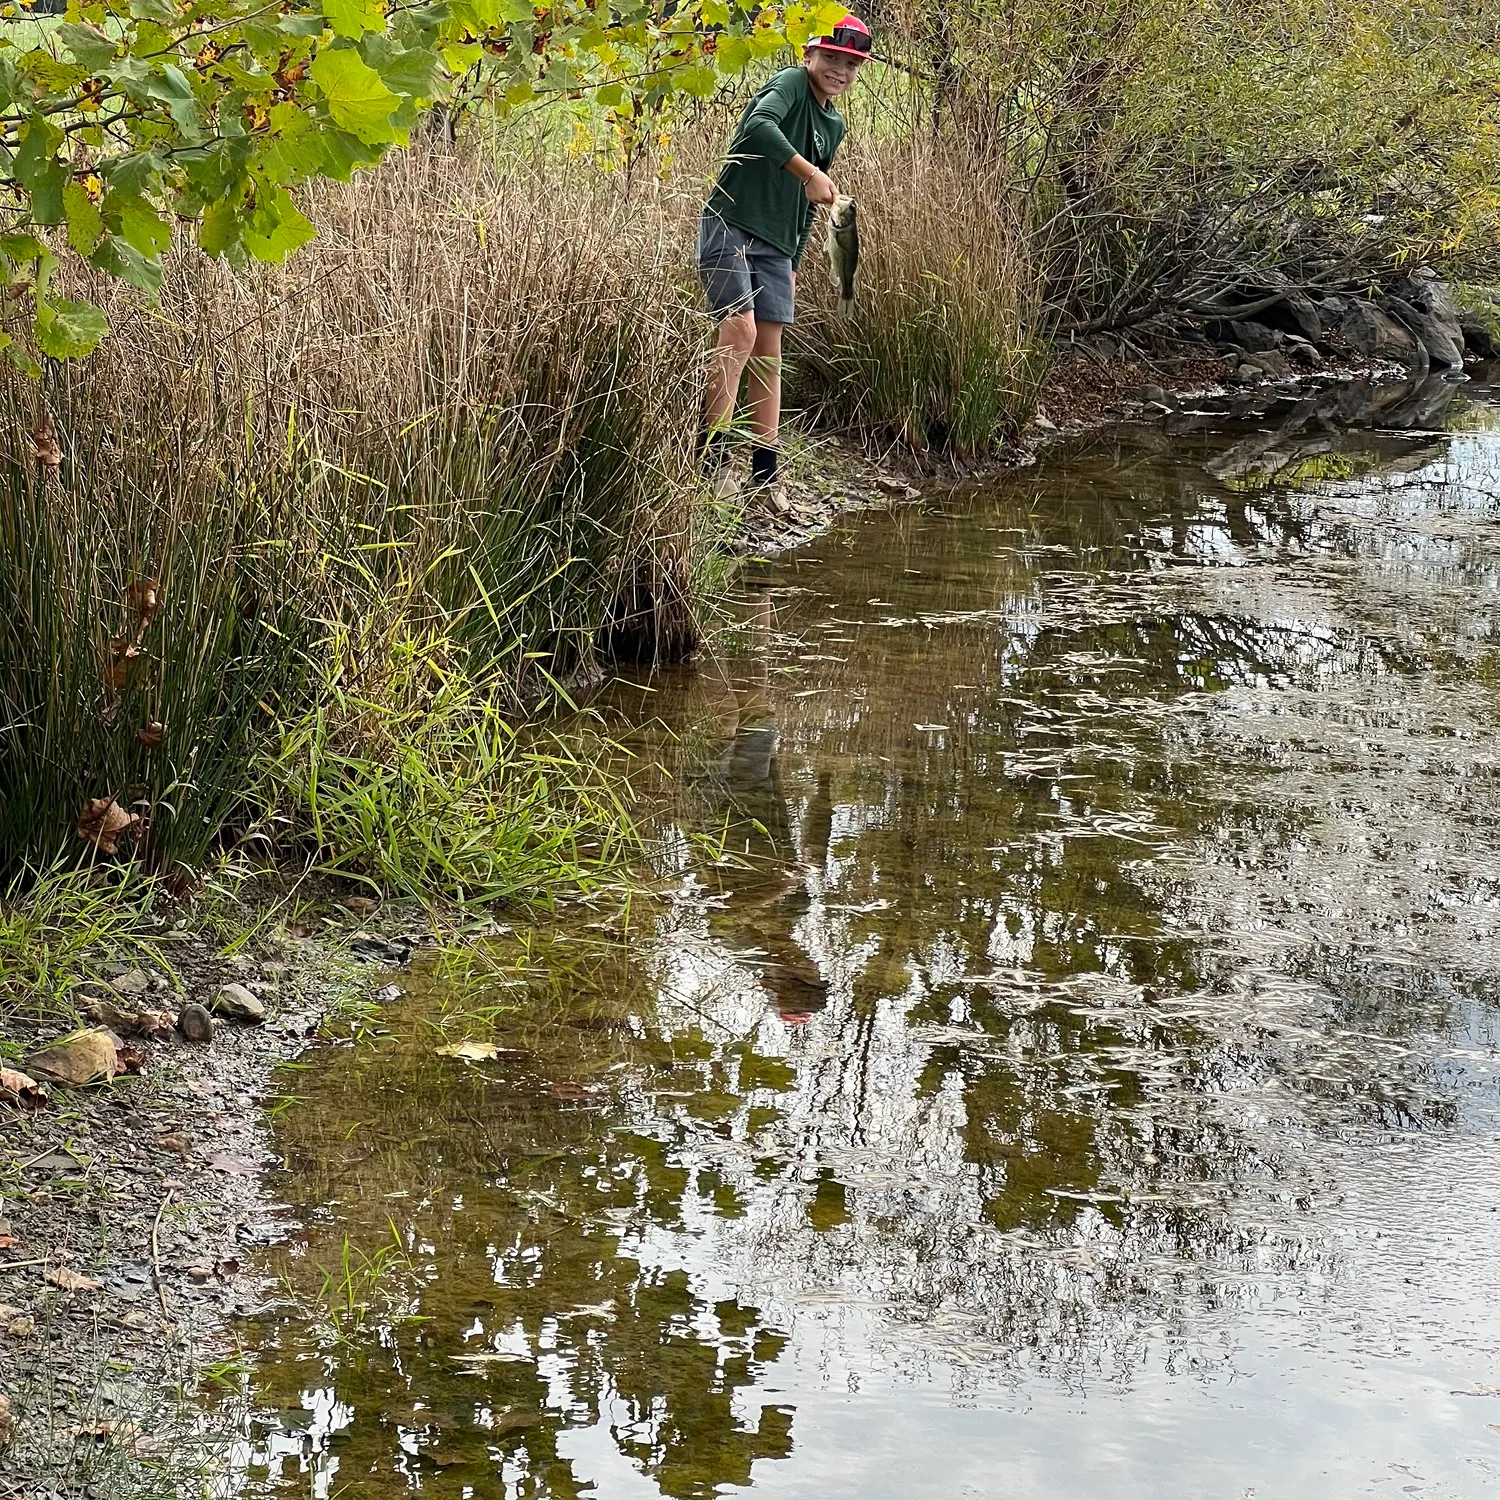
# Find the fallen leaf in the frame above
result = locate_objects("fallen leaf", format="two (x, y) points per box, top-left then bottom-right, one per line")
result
(153, 1133), (189, 1157)
(116, 1045), (146, 1074)
(0, 1235), (18, 1250)
(436, 1040), (502, 1062)
(0, 1391), (11, 1446)
(138, 720), (165, 749)
(77, 797), (138, 855)
(127, 577), (162, 621)
(185, 1265), (212, 1283)
(29, 413), (60, 470)
(0, 1066), (47, 1108)
(341, 895), (380, 913)
(5, 1314), (35, 1338)
(45, 1265), (101, 1293)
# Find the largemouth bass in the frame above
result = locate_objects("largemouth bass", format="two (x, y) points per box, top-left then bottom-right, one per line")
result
(825, 194), (859, 319)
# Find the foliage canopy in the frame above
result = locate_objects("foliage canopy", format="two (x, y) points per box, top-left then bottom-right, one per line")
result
(0, 0), (846, 363)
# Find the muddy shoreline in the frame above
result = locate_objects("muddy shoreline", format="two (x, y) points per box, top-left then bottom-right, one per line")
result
(0, 922), (401, 1492)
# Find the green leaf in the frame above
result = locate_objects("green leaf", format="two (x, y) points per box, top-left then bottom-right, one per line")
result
(149, 63), (201, 141)
(2, 339), (42, 380)
(716, 34), (751, 70)
(198, 196), (245, 263)
(62, 181), (105, 254)
(14, 118), (67, 225)
(674, 64), (717, 97)
(110, 193), (170, 257)
(361, 35), (448, 101)
(243, 180), (317, 262)
(88, 234), (162, 294)
(0, 232), (47, 266)
(19, 52), (88, 98)
(128, 0), (177, 19)
(324, 0), (387, 40)
(57, 21), (115, 69)
(107, 150), (165, 197)
(34, 296), (109, 360)
(310, 45), (401, 144)
(0, 55), (19, 113)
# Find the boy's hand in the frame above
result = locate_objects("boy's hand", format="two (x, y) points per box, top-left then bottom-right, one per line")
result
(785, 153), (837, 207)
(801, 168), (837, 207)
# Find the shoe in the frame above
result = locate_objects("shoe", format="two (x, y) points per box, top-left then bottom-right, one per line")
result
(711, 464), (742, 506)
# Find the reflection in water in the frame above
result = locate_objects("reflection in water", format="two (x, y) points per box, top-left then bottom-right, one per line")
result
(237, 378), (1500, 1499)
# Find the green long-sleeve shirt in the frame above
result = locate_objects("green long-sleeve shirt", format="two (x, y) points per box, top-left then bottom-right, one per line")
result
(705, 66), (846, 269)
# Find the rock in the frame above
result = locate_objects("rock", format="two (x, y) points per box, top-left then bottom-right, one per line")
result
(1212, 319), (1281, 353)
(110, 968), (151, 999)
(1340, 301), (1418, 362)
(0, 1392), (11, 1447)
(211, 983), (265, 1024)
(1381, 292), (1463, 369)
(1459, 313), (1498, 360)
(1252, 291), (1322, 345)
(24, 1028), (122, 1086)
(1241, 349), (1292, 379)
(1317, 293), (1349, 319)
(1136, 382), (1175, 409)
(176, 1004), (215, 1044)
(1285, 337), (1324, 369)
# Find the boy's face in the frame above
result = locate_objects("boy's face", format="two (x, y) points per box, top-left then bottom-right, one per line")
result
(804, 45), (864, 98)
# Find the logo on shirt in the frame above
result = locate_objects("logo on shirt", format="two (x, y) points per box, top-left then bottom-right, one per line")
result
(813, 129), (827, 158)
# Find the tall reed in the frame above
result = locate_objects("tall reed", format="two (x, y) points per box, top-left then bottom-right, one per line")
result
(0, 146), (707, 883)
(788, 140), (1046, 456)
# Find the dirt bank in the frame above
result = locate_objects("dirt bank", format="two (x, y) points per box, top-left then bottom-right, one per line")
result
(0, 919), (414, 1494)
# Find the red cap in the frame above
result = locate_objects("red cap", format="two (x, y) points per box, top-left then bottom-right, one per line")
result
(807, 13), (872, 59)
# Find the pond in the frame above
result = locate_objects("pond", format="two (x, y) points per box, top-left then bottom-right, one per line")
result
(236, 376), (1500, 1499)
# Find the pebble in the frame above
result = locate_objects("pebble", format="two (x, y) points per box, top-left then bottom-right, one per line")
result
(110, 968), (151, 999)
(177, 1004), (215, 1044)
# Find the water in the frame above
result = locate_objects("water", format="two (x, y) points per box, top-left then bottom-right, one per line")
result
(237, 377), (1500, 1498)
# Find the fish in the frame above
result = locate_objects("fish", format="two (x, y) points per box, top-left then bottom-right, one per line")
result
(825, 194), (859, 319)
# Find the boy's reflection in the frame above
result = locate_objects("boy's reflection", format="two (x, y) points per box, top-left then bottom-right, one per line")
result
(706, 591), (829, 1026)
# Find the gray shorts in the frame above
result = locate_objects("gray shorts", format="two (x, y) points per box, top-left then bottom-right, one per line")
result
(697, 214), (796, 325)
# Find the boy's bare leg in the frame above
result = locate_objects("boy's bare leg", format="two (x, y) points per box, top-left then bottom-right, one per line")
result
(703, 311), (757, 434)
(745, 320), (785, 449)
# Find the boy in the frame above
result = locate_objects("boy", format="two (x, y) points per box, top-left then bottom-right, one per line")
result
(696, 14), (872, 506)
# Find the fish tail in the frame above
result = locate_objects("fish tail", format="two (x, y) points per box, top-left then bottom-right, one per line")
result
(838, 296), (856, 320)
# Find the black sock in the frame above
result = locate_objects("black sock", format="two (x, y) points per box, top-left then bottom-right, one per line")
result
(750, 444), (779, 487)
(698, 427), (732, 474)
